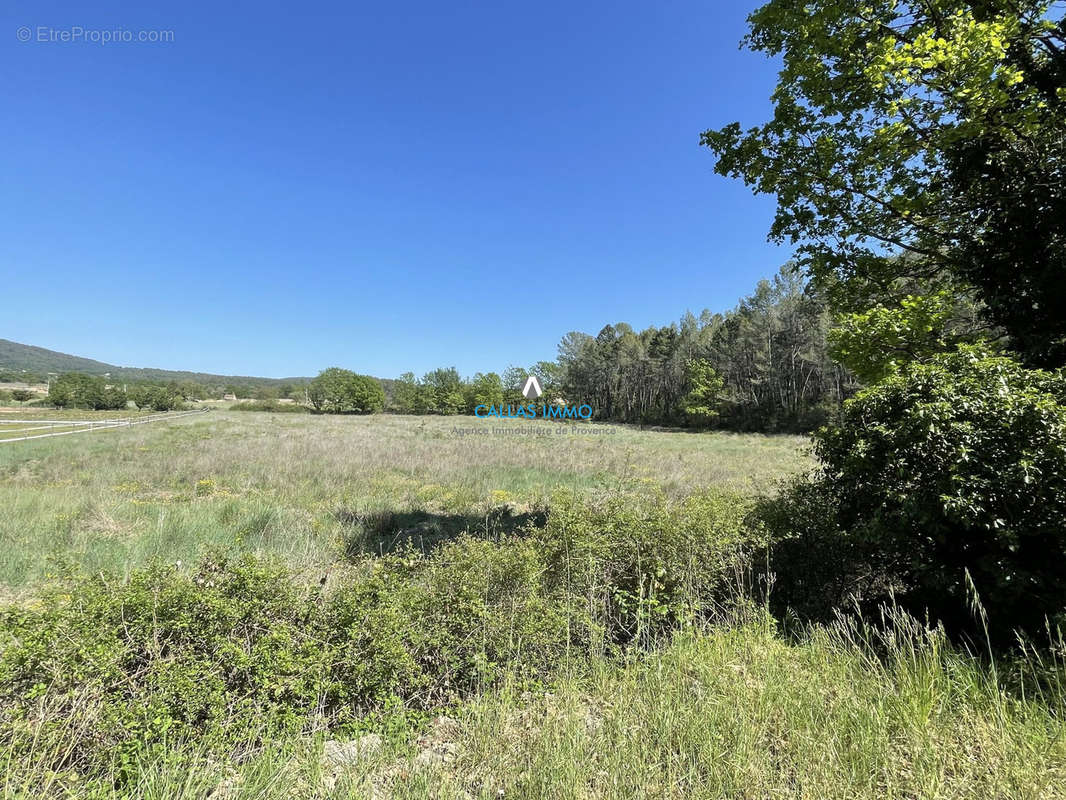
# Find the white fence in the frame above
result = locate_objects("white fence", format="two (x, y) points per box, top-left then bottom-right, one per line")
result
(0, 409), (208, 443)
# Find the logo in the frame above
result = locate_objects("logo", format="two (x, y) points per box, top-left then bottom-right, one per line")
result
(473, 374), (593, 420)
(522, 375), (542, 400)
(474, 403), (593, 420)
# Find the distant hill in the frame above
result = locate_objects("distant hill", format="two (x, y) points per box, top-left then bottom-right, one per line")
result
(0, 339), (313, 388)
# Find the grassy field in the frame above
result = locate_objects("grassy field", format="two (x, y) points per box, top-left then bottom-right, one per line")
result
(0, 410), (185, 442)
(3, 411), (1065, 799)
(0, 411), (808, 588)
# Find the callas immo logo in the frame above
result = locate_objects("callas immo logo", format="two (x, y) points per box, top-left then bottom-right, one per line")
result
(474, 374), (593, 419)
(522, 375), (542, 400)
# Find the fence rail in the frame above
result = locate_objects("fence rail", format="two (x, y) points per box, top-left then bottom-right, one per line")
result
(0, 409), (209, 443)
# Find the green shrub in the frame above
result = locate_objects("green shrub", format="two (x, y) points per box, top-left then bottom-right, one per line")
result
(0, 547), (578, 777)
(534, 489), (757, 644)
(0, 491), (760, 781)
(765, 346), (1066, 642)
(229, 400), (309, 412)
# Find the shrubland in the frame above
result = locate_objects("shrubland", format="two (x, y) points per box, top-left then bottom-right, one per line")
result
(3, 482), (1065, 797)
(0, 402), (1064, 796)
(229, 399), (310, 412)
(0, 489), (757, 789)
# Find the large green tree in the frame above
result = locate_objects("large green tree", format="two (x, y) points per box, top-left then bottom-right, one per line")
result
(681, 359), (724, 425)
(703, 0), (1065, 365)
(308, 368), (384, 414)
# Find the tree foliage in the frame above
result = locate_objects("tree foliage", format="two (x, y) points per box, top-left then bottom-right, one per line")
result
(47, 373), (127, 410)
(466, 372), (505, 411)
(827, 290), (965, 383)
(557, 266), (857, 430)
(703, 0), (1066, 366)
(128, 384), (185, 412)
(681, 359), (724, 425)
(421, 368), (465, 416)
(307, 368), (384, 414)
(770, 347), (1066, 641)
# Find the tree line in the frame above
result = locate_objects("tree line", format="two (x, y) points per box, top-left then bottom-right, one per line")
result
(254, 265), (858, 430)
(556, 265), (857, 431)
(46, 375), (189, 411)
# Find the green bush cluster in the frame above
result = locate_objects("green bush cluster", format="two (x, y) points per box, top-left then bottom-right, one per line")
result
(764, 347), (1066, 642)
(534, 489), (757, 643)
(0, 490), (755, 779)
(229, 400), (310, 412)
(47, 373), (128, 410)
(307, 367), (385, 413)
(128, 383), (186, 411)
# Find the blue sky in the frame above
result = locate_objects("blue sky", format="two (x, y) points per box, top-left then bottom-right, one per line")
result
(2, 1), (786, 379)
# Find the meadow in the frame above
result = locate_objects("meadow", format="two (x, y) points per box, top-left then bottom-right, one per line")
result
(0, 411), (808, 588)
(1, 411), (1064, 799)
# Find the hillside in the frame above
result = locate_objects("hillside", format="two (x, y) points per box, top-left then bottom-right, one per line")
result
(0, 338), (311, 387)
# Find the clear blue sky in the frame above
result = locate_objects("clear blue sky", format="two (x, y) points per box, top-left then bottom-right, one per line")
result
(2, 1), (786, 379)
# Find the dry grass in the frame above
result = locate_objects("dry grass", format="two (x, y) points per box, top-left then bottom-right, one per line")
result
(0, 411), (809, 586)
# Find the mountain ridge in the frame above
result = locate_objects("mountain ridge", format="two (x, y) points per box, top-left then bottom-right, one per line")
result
(0, 338), (313, 386)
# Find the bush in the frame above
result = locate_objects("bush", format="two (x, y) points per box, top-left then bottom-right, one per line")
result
(0, 490), (760, 781)
(764, 346), (1066, 642)
(534, 489), (758, 644)
(229, 400), (309, 413)
(307, 368), (385, 413)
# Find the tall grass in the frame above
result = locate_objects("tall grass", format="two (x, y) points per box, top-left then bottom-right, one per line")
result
(0, 412), (809, 586)
(3, 616), (1063, 799)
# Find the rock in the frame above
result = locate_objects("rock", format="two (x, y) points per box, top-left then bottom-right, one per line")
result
(322, 733), (384, 768)
(412, 747), (446, 768)
(411, 716), (461, 770)
(206, 775), (241, 800)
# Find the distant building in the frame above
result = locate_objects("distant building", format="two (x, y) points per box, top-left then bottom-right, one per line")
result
(222, 393), (237, 401)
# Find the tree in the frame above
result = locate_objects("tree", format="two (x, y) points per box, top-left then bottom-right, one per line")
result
(828, 291), (959, 383)
(307, 368), (348, 412)
(422, 368), (464, 415)
(465, 372), (504, 413)
(251, 385), (279, 402)
(307, 368), (383, 414)
(702, 0), (1066, 365)
(348, 374), (385, 413)
(681, 359), (724, 426)
(555, 265), (854, 431)
(390, 372), (436, 414)
(10, 389), (33, 404)
(129, 384), (182, 411)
